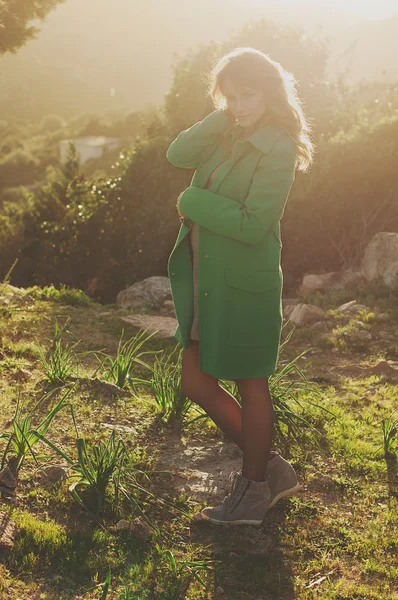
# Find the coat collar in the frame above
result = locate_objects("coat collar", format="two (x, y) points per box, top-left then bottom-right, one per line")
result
(231, 123), (287, 155)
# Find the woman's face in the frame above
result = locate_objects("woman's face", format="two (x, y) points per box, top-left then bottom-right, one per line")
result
(222, 76), (267, 129)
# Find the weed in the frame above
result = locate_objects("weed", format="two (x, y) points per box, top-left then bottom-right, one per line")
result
(0, 385), (78, 476)
(94, 328), (156, 392)
(36, 316), (94, 384)
(149, 345), (192, 423)
(372, 414), (398, 457)
(68, 431), (128, 518)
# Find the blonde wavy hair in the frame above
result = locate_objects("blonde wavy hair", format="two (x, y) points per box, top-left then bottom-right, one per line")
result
(204, 47), (314, 172)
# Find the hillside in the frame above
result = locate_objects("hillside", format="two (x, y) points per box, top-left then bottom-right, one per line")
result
(0, 277), (397, 598)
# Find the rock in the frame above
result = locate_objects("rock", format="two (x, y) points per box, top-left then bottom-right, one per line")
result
(14, 368), (33, 380)
(101, 423), (137, 434)
(282, 297), (301, 307)
(350, 330), (372, 343)
(40, 466), (67, 482)
(367, 360), (398, 380)
(337, 300), (367, 315)
(0, 283), (34, 305)
(0, 467), (18, 496)
(130, 517), (153, 541)
(117, 276), (172, 310)
(283, 304), (296, 319)
(378, 332), (395, 341)
(361, 232), (398, 289)
(0, 511), (16, 553)
(297, 272), (343, 296)
(120, 314), (177, 340)
(12, 294), (35, 305)
(116, 519), (130, 530)
(309, 321), (328, 331)
(286, 303), (326, 327)
(376, 313), (390, 322)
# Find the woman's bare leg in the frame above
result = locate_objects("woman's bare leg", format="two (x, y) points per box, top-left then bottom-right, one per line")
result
(181, 340), (276, 464)
(181, 340), (244, 448)
(235, 377), (274, 482)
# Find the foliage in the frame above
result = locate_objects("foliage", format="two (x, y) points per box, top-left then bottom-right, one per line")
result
(0, 385), (78, 476)
(373, 414), (398, 457)
(68, 431), (128, 518)
(36, 316), (95, 385)
(94, 328), (156, 392)
(25, 283), (92, 305)
(0, 0), (67, 55)
(149, 345), (193, 423)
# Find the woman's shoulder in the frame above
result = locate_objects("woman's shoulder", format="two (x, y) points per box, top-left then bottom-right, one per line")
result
(246, 124), (296, 158)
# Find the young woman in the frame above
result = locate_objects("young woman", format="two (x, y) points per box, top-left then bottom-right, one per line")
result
(166, 47), (314, 525)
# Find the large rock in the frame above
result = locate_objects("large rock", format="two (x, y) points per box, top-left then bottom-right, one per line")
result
(120, 314), (177, 340)
(117, 276), (172, 309)
(297, 269), (363, 297)
(361, 232), (398, 288)
(296, 272), (343, 297)
(285, 303), (326, 327)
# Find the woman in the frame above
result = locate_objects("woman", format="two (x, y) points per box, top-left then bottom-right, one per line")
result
(166, 47), (314, 525)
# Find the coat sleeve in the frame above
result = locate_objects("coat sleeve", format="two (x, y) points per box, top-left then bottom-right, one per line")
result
(178, 141), (297, 245)
(166, 108), (231, 169)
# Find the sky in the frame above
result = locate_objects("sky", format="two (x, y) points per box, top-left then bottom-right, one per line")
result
(249, 0), (398, 20)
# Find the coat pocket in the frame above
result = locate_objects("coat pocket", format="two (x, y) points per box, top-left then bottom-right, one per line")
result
(225, 267), (280, 293)
(224, 267), (282, 348)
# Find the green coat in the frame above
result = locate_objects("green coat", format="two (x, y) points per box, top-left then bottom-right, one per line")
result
(166, 108), (297, 379)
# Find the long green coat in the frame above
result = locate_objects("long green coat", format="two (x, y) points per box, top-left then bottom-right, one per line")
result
(166, 108), (297, 379)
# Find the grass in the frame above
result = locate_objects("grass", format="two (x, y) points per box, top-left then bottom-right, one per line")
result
(0, 278), (397, 599)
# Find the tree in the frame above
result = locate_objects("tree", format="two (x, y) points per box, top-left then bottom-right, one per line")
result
(0, 0), (66, 55)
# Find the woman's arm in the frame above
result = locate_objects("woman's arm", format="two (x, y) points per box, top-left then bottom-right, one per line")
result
(177, 140), (297, 245)
(166, 108), (231, 169)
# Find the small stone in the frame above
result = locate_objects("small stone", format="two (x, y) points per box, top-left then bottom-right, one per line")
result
(377, 313), (390, 322)
(337, 300), (357, 312)
(101, 423), (137, 434)
(14, 368), (33, 380)
(129, 517), (153, 541)
(351, 330), (372, 343)
(0, 467), (18, 496)
(116, 519), (130, 530)
(40, 466), (67, 482)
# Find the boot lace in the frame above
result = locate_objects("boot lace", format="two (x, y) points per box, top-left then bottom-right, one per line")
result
(219, 470), (244, 512)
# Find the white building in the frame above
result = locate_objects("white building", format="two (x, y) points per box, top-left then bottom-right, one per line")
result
(59, 136), (122, 165)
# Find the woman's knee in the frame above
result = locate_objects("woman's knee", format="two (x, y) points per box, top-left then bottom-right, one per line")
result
(234, 377), (270, 398)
